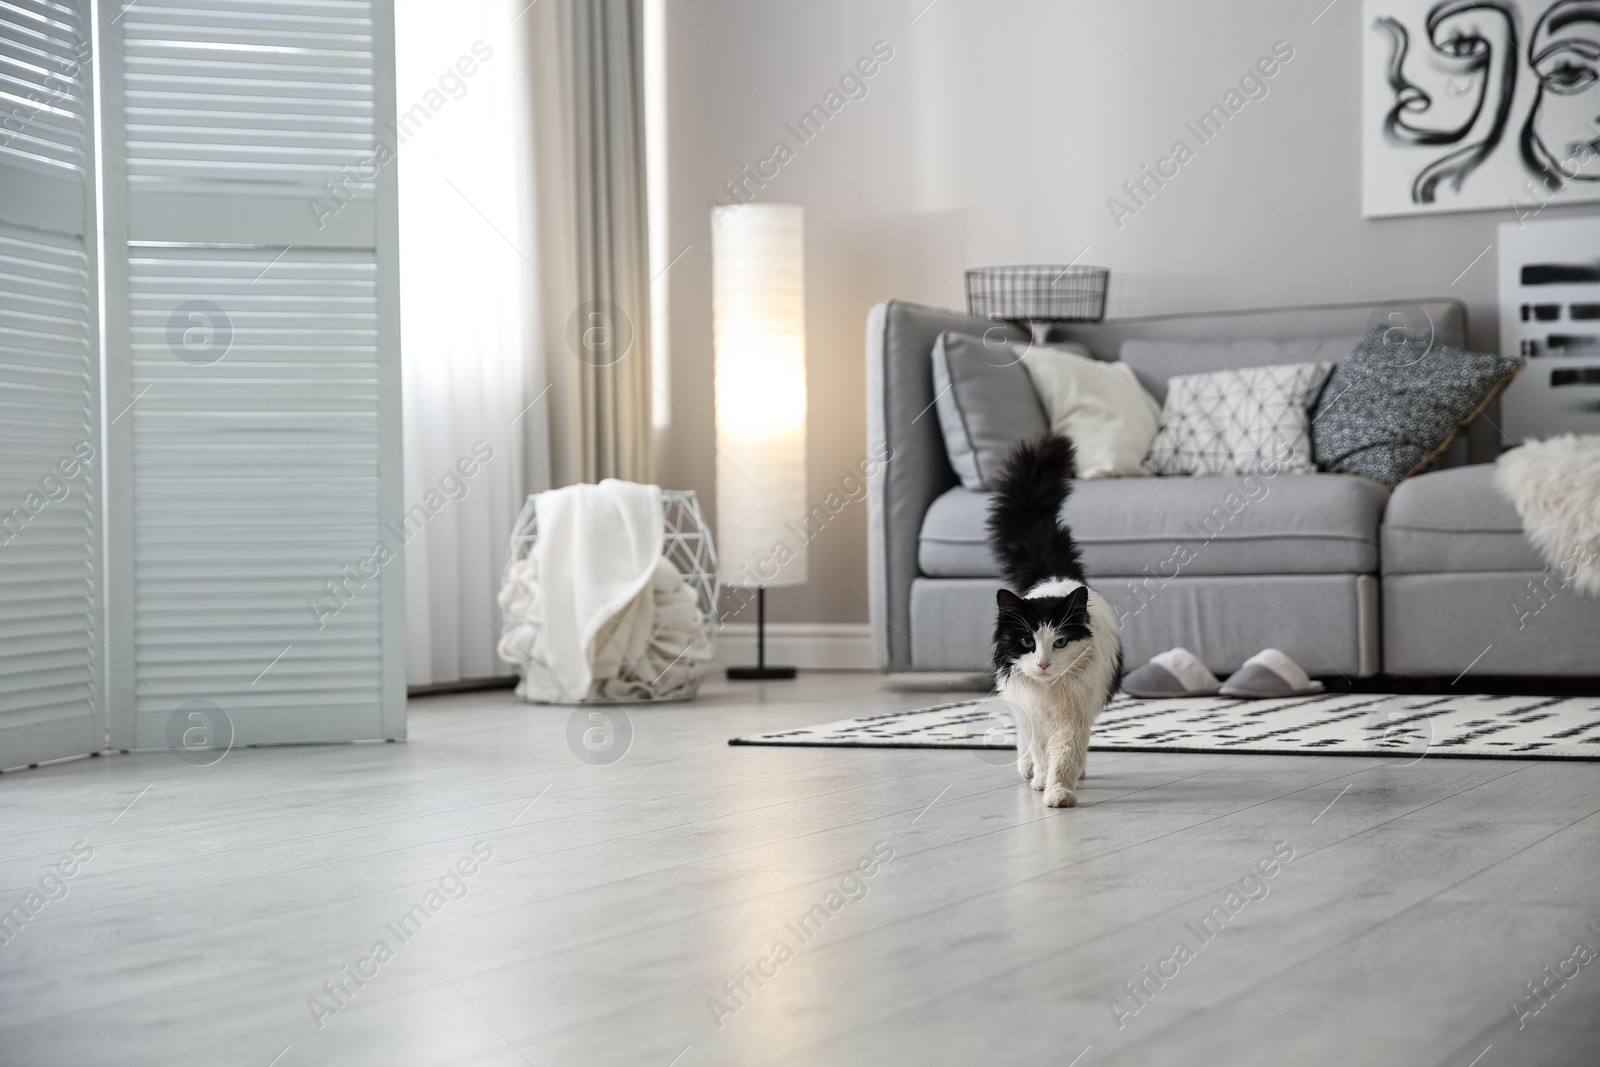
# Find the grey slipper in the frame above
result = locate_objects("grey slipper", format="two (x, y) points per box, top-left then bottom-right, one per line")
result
(1219, 648), (1325, 699)
(1122, 647), (1222, 698)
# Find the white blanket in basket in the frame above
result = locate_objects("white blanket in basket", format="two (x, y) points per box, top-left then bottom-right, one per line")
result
(497, 480), (712, 702)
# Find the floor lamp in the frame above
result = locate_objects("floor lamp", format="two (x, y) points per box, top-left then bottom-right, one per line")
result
(712, 203), (807, 680)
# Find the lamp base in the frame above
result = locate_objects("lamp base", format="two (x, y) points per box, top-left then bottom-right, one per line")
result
(727, 665), (797, 681)
(725, 586), (796, 682)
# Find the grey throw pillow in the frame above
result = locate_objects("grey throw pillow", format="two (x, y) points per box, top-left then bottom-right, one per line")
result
(931, 330), (1049, 490)
(1312, 328), (1524, 485)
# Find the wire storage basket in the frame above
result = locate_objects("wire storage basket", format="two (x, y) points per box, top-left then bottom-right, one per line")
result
(965, 265), (1110, 324)
(499, 489), (720, 703)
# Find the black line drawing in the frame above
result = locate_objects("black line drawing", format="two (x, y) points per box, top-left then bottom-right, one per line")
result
(1545, 332), (1600, 351)
(1521, 0), (1600, 189)
(1523, 261), (1600, 282)
(1377, 1), (1519, 202)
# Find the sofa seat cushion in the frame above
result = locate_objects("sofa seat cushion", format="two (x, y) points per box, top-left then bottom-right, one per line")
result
(1381, 465), (1544, 574)
(919, 473), (1390, 578)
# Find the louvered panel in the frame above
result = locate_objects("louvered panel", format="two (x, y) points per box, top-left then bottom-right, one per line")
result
(0, 0), (90, 180)
(0, 220), (97, 762)
(0, 236), (93, 446)
(127, 247), (385, 742)
(121, 0), (376, 198)
(104, 0), (400, 750)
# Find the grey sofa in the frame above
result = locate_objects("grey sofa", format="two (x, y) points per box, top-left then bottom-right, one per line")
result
(866, 298), (1600, 680)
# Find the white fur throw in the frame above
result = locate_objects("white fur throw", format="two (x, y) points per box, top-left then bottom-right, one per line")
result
(1495, 434), (1600, 597)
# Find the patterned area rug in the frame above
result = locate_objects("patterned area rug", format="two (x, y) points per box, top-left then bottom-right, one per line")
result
(730, 692), (1600, 760)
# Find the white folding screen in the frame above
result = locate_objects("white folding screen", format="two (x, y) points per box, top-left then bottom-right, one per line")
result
(0, 0), (102, 769)
(101, 0), (404, 749)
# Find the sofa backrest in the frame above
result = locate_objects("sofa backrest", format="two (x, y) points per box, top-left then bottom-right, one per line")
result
(1116, 337), (1364, 405)
(1059, 298), (1472, 465)
(1053, 298), (1467, 361)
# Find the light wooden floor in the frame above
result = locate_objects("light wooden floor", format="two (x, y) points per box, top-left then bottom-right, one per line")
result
(1, 672), (1597, 1067)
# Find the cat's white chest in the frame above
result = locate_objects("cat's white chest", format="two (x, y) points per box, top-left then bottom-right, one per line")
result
(1000, 671), (1090, 727)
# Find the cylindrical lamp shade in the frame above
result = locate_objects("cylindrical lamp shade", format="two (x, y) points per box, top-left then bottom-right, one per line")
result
(712, 203), (808, 589)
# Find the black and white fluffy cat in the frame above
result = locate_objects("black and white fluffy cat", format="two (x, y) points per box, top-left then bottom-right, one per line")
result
(987, 434), (1123, 808)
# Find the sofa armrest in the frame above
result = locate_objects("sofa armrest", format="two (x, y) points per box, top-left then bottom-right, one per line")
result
(865, 300), (1026, 669)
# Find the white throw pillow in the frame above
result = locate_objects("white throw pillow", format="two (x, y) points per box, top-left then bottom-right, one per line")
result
(1144, 361), (1333, 476)
(1018, 343), (1162, 479)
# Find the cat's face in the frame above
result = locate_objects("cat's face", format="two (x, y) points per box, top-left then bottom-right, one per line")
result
(994, 587), (1094, 683)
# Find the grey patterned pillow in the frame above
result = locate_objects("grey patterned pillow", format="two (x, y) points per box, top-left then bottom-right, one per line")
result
(1145, 362), (1333, 476)
(1312, 329), (1524, 486)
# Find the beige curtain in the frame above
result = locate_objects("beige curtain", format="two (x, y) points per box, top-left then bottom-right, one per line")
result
(530, 0), (653, 486)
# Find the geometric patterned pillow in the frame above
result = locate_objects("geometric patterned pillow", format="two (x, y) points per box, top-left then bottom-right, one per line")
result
(1144, 361), (1333, 476)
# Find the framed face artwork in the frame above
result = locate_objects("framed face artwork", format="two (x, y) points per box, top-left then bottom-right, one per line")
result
(1362, 0), (1600, 216)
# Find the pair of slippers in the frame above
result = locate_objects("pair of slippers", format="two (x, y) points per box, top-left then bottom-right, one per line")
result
(1123, 647), (1325, 699)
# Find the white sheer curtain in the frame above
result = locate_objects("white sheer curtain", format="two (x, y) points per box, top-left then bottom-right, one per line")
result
(396, 0), (550, 687)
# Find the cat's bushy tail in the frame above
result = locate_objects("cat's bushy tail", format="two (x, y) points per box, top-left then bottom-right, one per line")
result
(985, 433), (1086, 593)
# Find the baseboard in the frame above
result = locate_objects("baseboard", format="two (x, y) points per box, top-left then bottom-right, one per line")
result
(713, 622), (875, 671)
(407, 674), (517, 698)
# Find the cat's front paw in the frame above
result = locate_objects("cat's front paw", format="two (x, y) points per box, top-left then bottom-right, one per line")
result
(1042, 785), (1077, 808)
(1018, 753), (1034, 782)
(1030, 770), (1046, 791)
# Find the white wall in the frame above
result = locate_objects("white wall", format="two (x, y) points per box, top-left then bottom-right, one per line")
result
(658, 0), (1599, 626)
